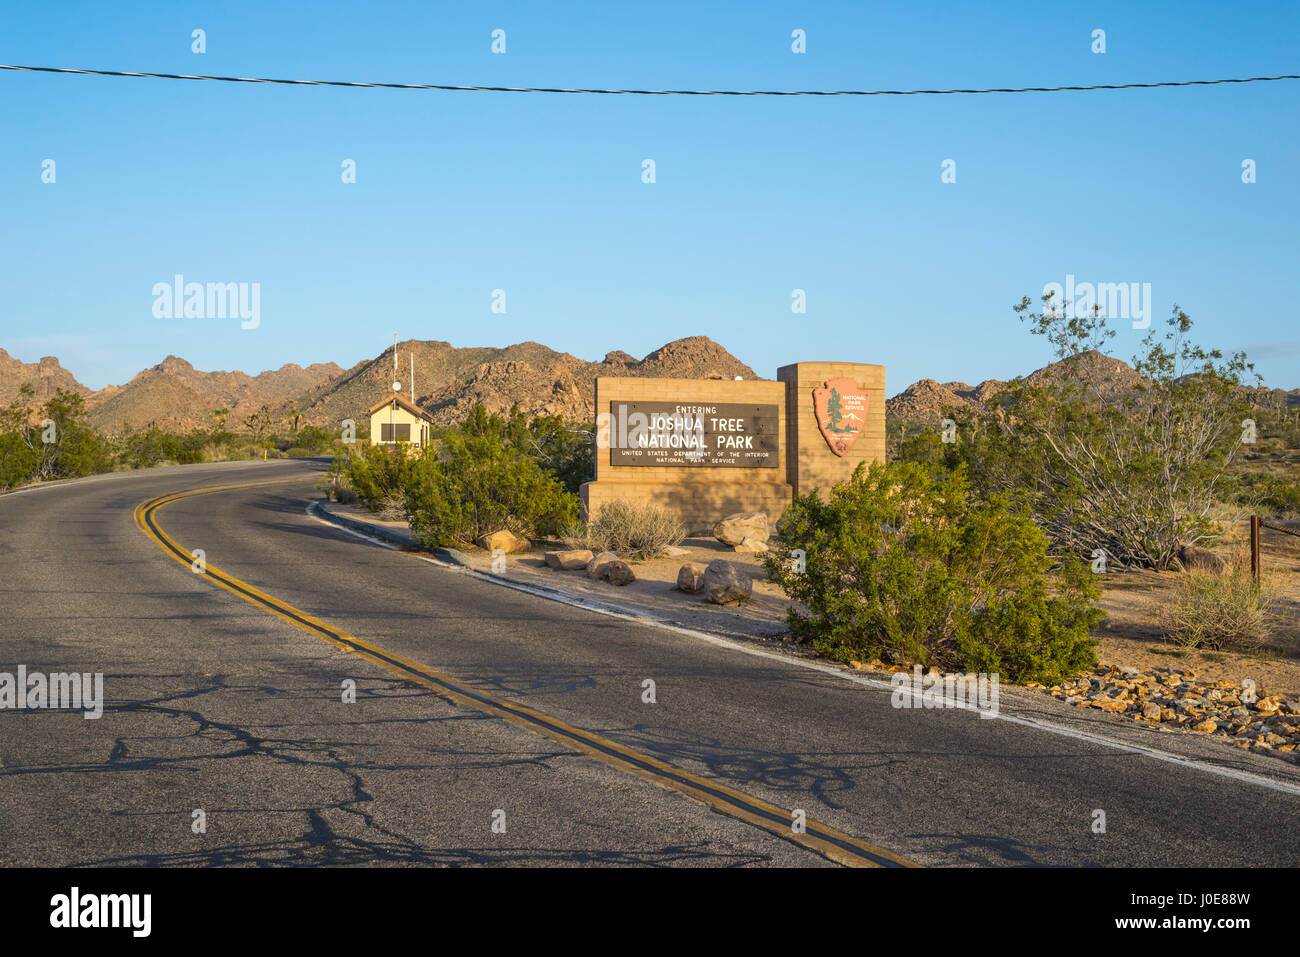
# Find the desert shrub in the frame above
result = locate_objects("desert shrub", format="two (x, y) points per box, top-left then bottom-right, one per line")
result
(121, 428), (177, 468)
(118, 427), (220, 467)
(318, 469), (360, 505)
(964, 302), (1255, 570)
(505, 412), (594, 494)
(1155, 559), (1278, 651)
(374, 492), (406, 521)
(284, 447), (317, 458)
(764, 460), (1101, 684)
(291, 425), (335, 453)
(404, 409), (578, 546)
(0, 388), (114, 483)
(567, 498), (685, 559)
(1234, 470), (1300, 520)
(337, 443), (419, 510)
(0, 431), (40, 489)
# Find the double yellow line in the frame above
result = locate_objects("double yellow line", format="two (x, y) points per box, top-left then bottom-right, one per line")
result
(136, 480), (917, 868)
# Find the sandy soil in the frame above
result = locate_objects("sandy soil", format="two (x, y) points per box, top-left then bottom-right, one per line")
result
(1089, 519), (1300, 696)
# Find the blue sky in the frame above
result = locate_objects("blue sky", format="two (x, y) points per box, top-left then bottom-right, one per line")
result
(2, 0), (1297, 395)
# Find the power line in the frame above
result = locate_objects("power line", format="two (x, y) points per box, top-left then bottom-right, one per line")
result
(1, 63), (1298, 96)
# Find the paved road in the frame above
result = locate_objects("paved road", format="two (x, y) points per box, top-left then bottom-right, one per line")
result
(2, 460), (1298, 867)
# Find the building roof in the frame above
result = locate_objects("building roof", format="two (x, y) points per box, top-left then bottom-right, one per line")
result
(365, 394), (436, 423)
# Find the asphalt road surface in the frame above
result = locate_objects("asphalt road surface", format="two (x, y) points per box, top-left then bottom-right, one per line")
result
(2, 459), (1298, 867)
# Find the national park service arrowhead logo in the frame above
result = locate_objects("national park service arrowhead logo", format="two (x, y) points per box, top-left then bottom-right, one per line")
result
(813, 378), (868, 457)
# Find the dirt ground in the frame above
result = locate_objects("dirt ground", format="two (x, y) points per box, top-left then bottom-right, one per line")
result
(1090, 518), (1300, 696)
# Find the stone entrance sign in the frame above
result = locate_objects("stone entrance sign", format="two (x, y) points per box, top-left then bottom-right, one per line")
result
(580, 362), (884, 534)
(606, 401), (780, 468)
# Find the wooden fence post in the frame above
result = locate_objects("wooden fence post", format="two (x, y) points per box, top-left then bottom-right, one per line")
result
(1250, 514), (1261, 581)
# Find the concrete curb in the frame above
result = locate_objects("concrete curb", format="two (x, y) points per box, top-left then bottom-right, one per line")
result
(310, 500), (698, 622)
(312, 500), (470, 565)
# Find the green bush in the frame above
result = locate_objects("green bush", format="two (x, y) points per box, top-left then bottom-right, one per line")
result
(505, 412), (593, 495)
(0, 431), (40, 489)
(404, 407), (578, 546)
(0, 388), (113, 485)
(289, 425), (335, 453)
(764, 461), (1101, 684)
(1234, 470), (1300, 519)
(567, 498), (685, 559)
(336, 443), (419, 510)
(963, 303), (1253, 569)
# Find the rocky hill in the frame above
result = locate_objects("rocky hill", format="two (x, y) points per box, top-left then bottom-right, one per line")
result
(281, 336), (757, 428)
(4, 339), (1294, 435)
(884, 351), (1299, 424)
(84, 356), (344, 433)
(0, 349), (91, 406)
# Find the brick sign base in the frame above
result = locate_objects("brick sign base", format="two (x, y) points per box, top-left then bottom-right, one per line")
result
(581, 363), (885, 535)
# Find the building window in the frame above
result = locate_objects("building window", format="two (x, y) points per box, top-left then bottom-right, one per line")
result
(380, 423), (410, 442)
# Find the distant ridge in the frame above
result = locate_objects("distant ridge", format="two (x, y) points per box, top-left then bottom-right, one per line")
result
(83, 356), (345, 433)
(884, 350), (1300, 423)
(0, 348), (91, 404)
(1, 341), (1295, 434)
(284, 335), (757, 428)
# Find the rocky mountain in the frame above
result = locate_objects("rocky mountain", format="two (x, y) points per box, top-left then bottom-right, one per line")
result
(282, 336), (757, 428)
(0, 349), (91, 406)
(4, 338), (1294, 436)
(884, 350), (1300, 424)
(84, 356), (344, 433)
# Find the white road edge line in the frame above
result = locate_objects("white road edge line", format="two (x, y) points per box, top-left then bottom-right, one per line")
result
(305, 503), (1300, 800)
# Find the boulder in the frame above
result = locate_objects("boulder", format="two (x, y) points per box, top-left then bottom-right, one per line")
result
(605, 560), (636, 586)
(477, 529), (527, 553)
(734, 536), (768, 555)
(713, 512), (769, 546)
(1178, 545), (1226, 575)
(676, 563), (707, 594)
(705, 559), (752, 605)
(586, 551), (620, 580)
(545, 548), (595, 570)
(661, 545), (691, 558)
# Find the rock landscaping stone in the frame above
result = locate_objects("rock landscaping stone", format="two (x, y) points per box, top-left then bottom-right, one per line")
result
(713, 512), (769, 546)
(661, 545), (690, 558)
(734, 536), (768, 555)
(605, 560), (636, 586)
(704, 559), (752, 605)
(1044, 665), (1299, 765)
(586, 551), (620, 580)
(676, 563), (706, 594)
(1177, 544), (1226, 575)
(545, 548), (594, 570)
(477, 529), (527, 553)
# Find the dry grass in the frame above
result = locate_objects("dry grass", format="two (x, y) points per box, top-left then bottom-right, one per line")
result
(566, 498), (686, 560)
(1151, 556), (1279, 652)
(374, 492), (406, 521)
(1087, 527), (1299, 694)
